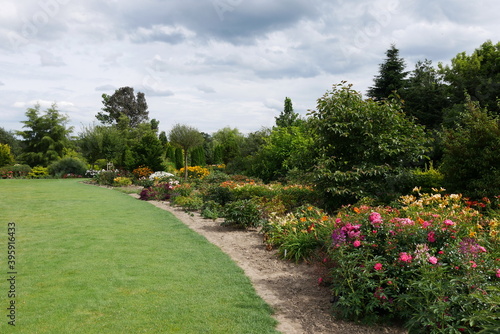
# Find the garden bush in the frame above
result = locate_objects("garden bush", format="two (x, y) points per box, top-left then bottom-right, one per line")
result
(325, 190), (499, 332)
(48, 157), (87, 177)
(223, 199), (263, 229)
(113, 177), (132, 187)
(201, 200), (223, 220)
(28, 166), (50, 178)
(139, 182), (174, 201)
(0, 164), (31, 178)
(170, 195), (204, 211)
(263, 205), (334, 261)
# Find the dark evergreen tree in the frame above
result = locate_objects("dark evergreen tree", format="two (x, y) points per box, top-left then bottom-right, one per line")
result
(367, 44), (408, 101)
(401, 60), (450, 128)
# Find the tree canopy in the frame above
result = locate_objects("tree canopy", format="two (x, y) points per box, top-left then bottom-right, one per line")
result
(17, 103), (73, 166)
(168, 124), (204, 179)
(96, 86), (149, 128)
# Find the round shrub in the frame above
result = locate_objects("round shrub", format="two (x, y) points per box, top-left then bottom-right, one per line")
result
(223, 199), (262, 229)
(49, 157), (87, 177)
(113, 177), (132, 187)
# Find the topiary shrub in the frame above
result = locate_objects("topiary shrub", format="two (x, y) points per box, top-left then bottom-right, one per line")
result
(49, 157), (87, 177)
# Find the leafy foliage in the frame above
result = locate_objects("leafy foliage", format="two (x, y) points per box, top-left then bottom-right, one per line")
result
(96, 86), (149, 128)
(222, 199), (262, 229)
(309, 82), (429, 209)
(0, 143), (14, 167)
(440, 97), (500, 198)
(48, 157), (87, 177)
(440, 40), (500, 116)
(17, 103), (73, 167)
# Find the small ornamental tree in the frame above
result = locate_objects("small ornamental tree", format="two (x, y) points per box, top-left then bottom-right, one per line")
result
(308, 82), (429, 209)
(168, 124), (204, 179)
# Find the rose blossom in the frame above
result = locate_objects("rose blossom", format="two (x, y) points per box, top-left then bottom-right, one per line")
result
(374, 263), (383, 271)
(399, 252), (413, 263)
(428, 256), (438, 265)
(353, 240), (361, 247)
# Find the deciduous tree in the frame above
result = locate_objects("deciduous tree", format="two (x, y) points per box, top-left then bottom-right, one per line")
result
(96, 86), (149, 128)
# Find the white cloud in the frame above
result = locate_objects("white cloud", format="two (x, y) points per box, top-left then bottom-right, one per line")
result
(39, 50), (66, 67)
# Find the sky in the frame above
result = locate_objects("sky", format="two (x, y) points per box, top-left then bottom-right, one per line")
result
(1, 0), (499, 136)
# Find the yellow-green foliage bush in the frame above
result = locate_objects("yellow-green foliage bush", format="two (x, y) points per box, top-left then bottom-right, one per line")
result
(28, 166), (49, 178)
(113, 177), (132, 187)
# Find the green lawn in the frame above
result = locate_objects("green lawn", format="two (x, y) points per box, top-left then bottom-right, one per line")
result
(0, 179), (279, 333)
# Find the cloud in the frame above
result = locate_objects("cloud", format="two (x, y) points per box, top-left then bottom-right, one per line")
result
(196, 84), (216, 94)
(13, 100), (74, 109)
(95, 84), (117, 92)
(130, 25), (194, 44)
(0, 81), (4, 86)
(39, 50), (66, 66)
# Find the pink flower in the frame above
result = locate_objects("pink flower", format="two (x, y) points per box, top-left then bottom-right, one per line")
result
(369, 212), (383, 226)
(427, 231), (436, 243)
(421, 221), (431, 228)
(399, 252), (413, 263)
(374, 263), (383, 271)
(478, 246), (487, 253)
(443, 219), (455, 226)
(496, 269), (500, 278)
(318, 277), (324, 285)
(428, 256), (438, 265)
(353, 240), (361, 247)
(470, 261), (477, 268)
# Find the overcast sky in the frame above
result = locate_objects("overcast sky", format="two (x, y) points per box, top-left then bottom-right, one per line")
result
(1, 0), (499, 135)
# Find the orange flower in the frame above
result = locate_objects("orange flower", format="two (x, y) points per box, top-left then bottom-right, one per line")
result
(300, 217), (307, 222)
(353, 207), (360, 214)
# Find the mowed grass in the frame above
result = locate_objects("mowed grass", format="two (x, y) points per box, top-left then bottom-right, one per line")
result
(0, 179), (279, 333)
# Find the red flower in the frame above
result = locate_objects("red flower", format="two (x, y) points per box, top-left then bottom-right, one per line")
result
(374, 263), (383, 271)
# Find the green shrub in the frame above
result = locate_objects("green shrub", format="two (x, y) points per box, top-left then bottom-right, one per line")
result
(0, 164), (32, 178)
(201, 200), (223, 220)
(411, 165), (444, 193)
(28, 166), (49, 179)
(223, 199), (262, 229)
(170, 195), (203, 211)
(200, 184), (234, 206)
(49, 157), (87, 177)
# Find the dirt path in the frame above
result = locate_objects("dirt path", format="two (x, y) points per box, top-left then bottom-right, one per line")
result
(135, 196), (407, 334)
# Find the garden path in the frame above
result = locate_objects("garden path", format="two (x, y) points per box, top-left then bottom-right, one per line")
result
(133, 195), (408, 334)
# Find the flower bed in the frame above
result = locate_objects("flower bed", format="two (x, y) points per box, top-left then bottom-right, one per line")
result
(264, 189), (499, 332)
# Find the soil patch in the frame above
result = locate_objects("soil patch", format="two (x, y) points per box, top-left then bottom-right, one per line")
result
(133, 195), (407, 334)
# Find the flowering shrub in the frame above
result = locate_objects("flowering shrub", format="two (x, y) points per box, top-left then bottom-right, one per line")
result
(263, 205), (334, 261)
(132, 166), (153, 179)
(149, 171), (175, 180)
(1, 165), (33, 178)
(326, 190), (499, 332)
(179, 166), (210, 179)
(139, 182), (174, 201)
